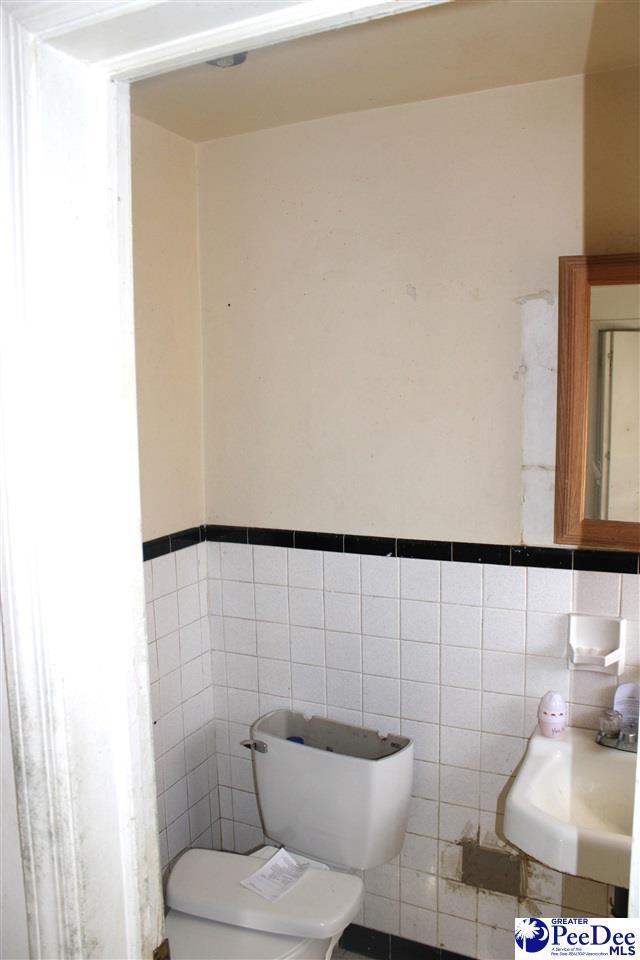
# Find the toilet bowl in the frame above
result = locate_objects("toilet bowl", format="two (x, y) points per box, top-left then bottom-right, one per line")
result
(165, 711), (414, 960)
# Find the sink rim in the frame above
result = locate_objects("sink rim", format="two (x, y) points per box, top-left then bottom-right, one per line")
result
(504, 725), (635, 887)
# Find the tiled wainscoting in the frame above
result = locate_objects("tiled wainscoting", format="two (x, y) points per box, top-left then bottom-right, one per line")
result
(143, 533), (638, 960)
(144, 542), (221, 866)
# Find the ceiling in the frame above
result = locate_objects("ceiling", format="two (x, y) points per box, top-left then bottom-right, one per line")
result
(131, 0), (640, 143)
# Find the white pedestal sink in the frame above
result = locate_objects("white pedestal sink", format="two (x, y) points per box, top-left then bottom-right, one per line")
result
(504, 727), (636, 887)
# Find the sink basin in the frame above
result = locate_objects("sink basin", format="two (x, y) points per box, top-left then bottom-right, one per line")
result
(504, 727), (636, 887)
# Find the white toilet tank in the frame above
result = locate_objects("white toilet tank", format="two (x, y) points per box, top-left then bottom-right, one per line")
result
(250, 710), (414, 870)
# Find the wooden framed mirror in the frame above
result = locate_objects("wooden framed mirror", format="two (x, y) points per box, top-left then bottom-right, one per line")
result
(555, 253), (640, 551)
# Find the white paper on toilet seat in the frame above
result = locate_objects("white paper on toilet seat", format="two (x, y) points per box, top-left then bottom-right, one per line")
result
(240, 848), (310, 902)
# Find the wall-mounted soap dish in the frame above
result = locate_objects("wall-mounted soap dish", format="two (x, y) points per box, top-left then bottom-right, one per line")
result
(568, 614), (627, 675)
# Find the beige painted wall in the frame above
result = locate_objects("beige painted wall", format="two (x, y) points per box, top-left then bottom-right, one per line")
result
(132, 115), (204, 541)
(197, 73), (603, 542)
(132, 67), (638, 544)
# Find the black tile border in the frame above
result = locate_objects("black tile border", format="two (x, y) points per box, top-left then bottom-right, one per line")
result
(142, 525), (640, 574)
(340, 924), (466, 960)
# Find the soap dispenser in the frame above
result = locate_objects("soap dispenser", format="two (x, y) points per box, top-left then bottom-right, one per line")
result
(538, 691), (567, 738)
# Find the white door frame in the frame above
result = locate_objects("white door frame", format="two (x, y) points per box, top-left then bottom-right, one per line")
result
(1, 2), (450, 956)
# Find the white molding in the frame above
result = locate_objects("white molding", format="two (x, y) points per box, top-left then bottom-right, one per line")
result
(1, 8), (162, 957)
(49, 0), (450, 80)
(1, 0), (163, 39)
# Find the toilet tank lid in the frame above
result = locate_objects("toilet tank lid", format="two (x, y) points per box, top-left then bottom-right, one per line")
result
(166, 848), (363, 940)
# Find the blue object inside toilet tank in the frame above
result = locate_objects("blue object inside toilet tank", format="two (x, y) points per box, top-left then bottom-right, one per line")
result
(287, 736), (305, 744)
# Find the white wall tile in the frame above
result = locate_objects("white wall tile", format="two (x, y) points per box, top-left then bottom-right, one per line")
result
(400, 903), (437, 946)
(527, 567), (572, 613)
(400, 600), (439, 643)
(258, 658), (291, 697)
(155, 593), (179, 638)
(324, 592), (361, 633)
(441, 604), (482, 648)
(167, 813), (190, 861)
(401, 641), (439, 683)
(289, 588), (324, 628)
(400, 868), (437, 910)
(189, 796), (212, 842)
(526, 612), (568, 657)
(254, 583), (289, 623)
(144, 561), (153, 601)
(327, 706), (362, 725)
(165, 777), (189, 825)
(157, 631), (180, 676)
(477, 890), (519, 930)
(256, 621), (289, 660)
(227, 653), (258, 690)
(162, 742), (186, 789)
(441, 647), (481, 690)
(365, 860), (400, 900)
(363, 636), (400, 678)
(438, 803), (479, 844)
(482, 608), (525, 653)
(363, 675), (400, 717)
(220, 543), (253, 582)
(362, 596), (399, 638)
(525, 655), (570, 699)
(408, 797), (438, 838)
(621, 574), (639, 620)
(152, 552), (177, 599)
(181, 657), (205, 700)
(400, 559), (440, 603)
(482, 692), (524, 737)
(401, 720), (439, 762)
(439, 913), (477, 956)
(441, 562), (482, 606)
(482, 650), (524, 696)
(227, 688), (259, 724)
(440, 687), (481, 730)
(483, 564), (526, 610)
(361, 556), (399, 598)
(291, 663), (325, 703)
(207, 542), (221, 578)
(325, 631), (361, 672)
(438, 877), (477, 921)
(573, 570), (621, 617)
(412, 761), (440, 801)
(323, 552), (360, 594)
(290, 625), (325, 665)
(207, 581), (223, 616)
(253, 545), (287, 585)
(288, 549), (323, 589)
(222, 581), (255, 619)
(176, 545), (199, 588)
(224, 617), (257, 655)
(479, 772), (512, 813)
(178, 584), (201, 627)
(364, 894), (399, 935)
(186, 760), (210, 806)
(327, 669), (362, 709)
(400, 833), (438, 874)
(439, 766), (480, 808)
(440, 727), (480, 770)
(159, 670), (182, 715)
(401, 680), (439, 723)
(480, 733), (526, 775)
(477, 923), (514, 960)
(179, 620), (203, 664)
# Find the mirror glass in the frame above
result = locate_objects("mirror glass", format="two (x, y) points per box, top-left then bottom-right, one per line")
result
(585, 283), (640, 522)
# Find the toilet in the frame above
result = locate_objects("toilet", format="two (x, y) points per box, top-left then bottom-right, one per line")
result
(165, 710), (414, 960)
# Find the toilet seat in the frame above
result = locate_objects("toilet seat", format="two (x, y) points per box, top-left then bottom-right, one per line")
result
(166, 909), (327, 960)
(165, 846), (362, 960)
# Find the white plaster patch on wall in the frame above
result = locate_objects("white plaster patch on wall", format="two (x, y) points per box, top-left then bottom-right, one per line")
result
(519, 293), (558, 546)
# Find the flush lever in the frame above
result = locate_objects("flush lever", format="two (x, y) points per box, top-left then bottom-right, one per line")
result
(241, 739), (268, 753)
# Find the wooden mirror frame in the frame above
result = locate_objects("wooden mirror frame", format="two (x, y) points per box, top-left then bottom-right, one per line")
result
(555, 253), (640, 551)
